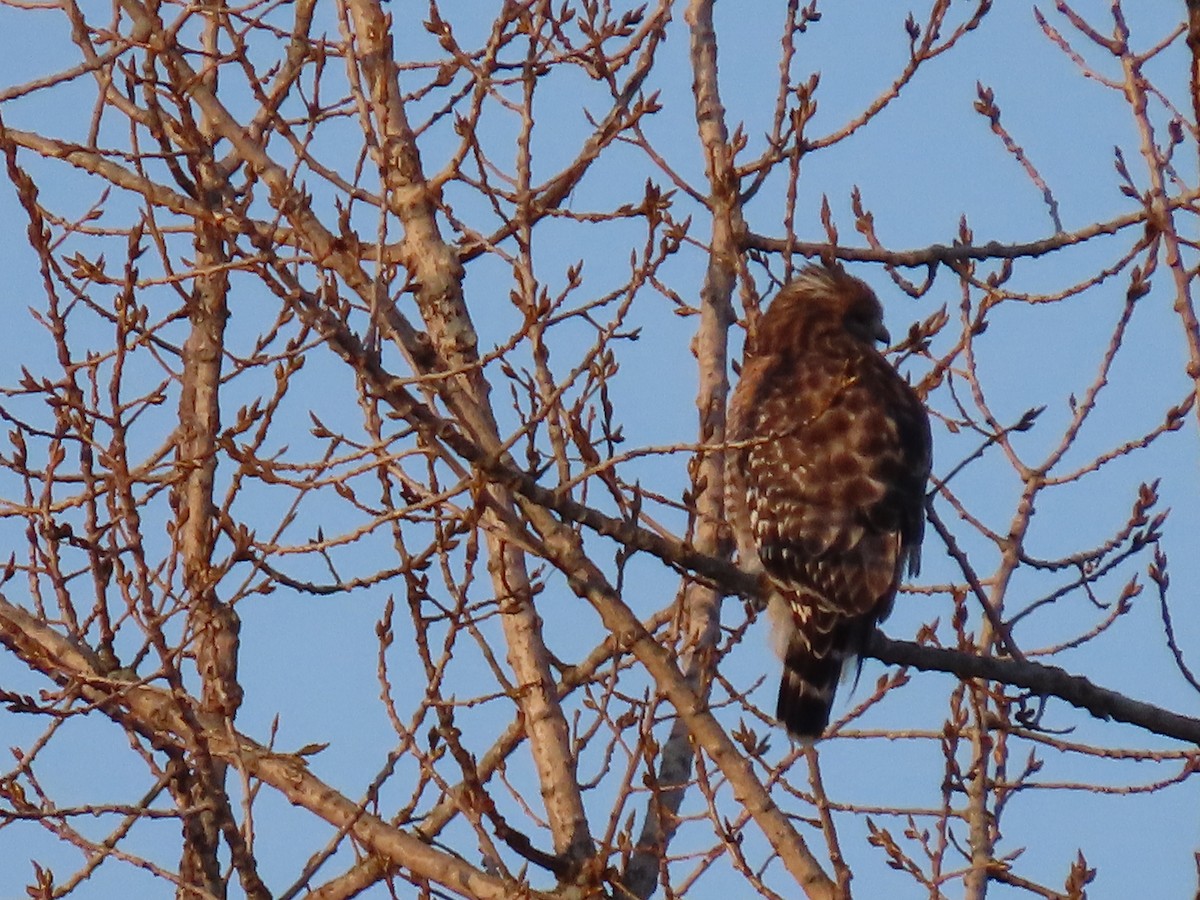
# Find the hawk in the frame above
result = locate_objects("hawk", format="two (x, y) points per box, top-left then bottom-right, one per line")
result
(728, 264), (931, 739)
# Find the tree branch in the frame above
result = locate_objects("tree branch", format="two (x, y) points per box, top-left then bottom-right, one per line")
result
(0, 595), (555, 900)
(868, 632), (1200, 745)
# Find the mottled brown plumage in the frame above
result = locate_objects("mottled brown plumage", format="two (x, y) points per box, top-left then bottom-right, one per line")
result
(728, 265), (931, 739)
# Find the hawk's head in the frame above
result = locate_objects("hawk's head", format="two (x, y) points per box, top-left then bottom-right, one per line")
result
(757, 264), (891, 354)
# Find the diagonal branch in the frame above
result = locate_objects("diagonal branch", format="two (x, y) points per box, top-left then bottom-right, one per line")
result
(869, 632), (1200, 745)
(0, 596), (555, 900)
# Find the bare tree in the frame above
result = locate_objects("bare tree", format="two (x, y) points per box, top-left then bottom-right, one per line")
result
(0, 2), (1197, 898)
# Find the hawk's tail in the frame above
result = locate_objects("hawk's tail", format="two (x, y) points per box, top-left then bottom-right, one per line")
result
(776, 632), (847, 739)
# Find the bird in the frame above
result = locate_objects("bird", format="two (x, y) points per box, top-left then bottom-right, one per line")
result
(727, 264), (931, 739)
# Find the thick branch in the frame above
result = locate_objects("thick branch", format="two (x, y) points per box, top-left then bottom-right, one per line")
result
(868, 633), (1200, 745)
(0, 596), (553, 900)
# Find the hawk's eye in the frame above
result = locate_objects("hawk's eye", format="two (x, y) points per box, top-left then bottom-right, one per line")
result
(846, 308), (890, 345)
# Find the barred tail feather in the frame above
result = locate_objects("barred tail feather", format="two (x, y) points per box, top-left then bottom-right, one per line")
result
(776, 633), (847, 739)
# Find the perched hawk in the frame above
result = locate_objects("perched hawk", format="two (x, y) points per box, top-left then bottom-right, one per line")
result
(728, 264), (931, 739)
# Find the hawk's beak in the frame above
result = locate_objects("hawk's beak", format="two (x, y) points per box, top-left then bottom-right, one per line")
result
(875, 323), (892, 345)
